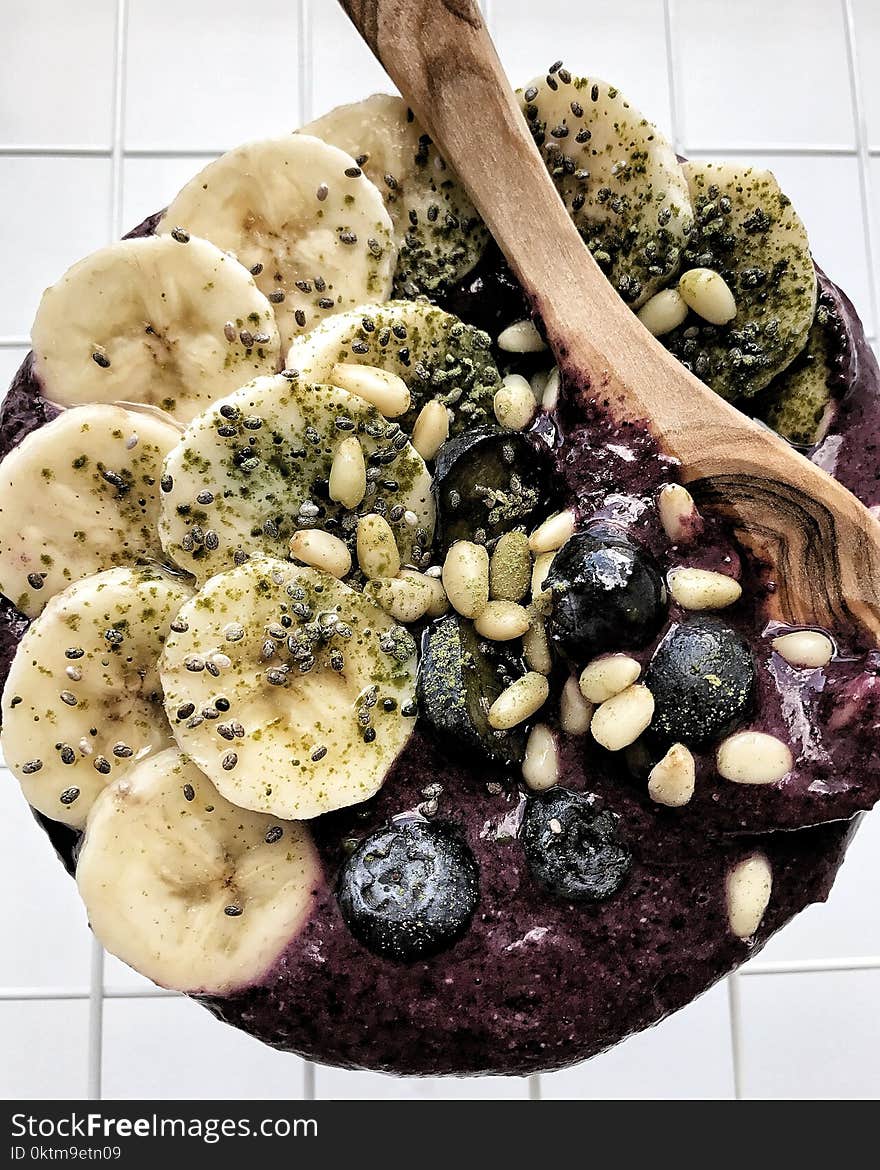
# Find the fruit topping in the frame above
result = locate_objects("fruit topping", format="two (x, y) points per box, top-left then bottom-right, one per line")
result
(644, 616), (756, 748)
(521, 788), (632, 902)
(337, 820), (479, 962)
(77, 748), (321, 993)
(545, 529), (667, 660)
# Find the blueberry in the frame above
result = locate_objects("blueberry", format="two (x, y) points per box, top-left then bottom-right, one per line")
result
(521, 789), (632, 902)
(644, 615), (756, 747)
(546, 530), (667, 660)
(337, 821), (479, 962)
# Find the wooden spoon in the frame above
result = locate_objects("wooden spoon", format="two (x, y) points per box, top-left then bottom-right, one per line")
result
(340, 0), (880, 640)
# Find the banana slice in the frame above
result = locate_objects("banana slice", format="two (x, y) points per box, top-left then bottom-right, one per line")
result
(30, 235), (281, 423)
(1, 566), (193, 829)
(0, 404), (180, 618)
(286, 300), (500, 436)
(160, 557), (418, 820)
(519, 69), (693, 307)
(159, 135), (396, 348)
(76, 748), (321, 994)
(303, 94), (488, 297)
(158, 373), (435, 583)
(662, 162), (817, 401)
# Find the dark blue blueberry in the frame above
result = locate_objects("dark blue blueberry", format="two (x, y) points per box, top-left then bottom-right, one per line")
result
(546, 529), (667, 659)
(337, 821), (479, 962)
(522, 788), (631, 902)
(645, 615), (756, 747)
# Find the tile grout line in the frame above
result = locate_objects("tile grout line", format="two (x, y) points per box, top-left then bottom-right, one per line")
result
(841, 0), (880, 336)
(662, 0), (683, 155)
(726, 975), (745, 1100)
(87, 939), (104, 1101)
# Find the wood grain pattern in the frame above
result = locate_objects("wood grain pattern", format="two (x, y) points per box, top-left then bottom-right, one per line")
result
(339, 0), (880, 640)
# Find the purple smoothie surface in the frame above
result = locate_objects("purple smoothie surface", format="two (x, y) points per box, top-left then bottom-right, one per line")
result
(3, 219), (880, 1075)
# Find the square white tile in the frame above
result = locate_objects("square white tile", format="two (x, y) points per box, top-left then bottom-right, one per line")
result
(307, 3), (396, 119)
(491, 0), (673, 134)
(737, 969), (880, 1099)
(0, 999), (90, 1099)
(675, 0), (855, 149)
(1, 1), (117, 147)
(853, 0), (880, 150)
(121, 154), (219, 236)
(125, 0), (302, 151)
(312, 1065), (529, 1100)
(0, 157), (112, 339)
(0, 768), (93, 991)
(540, 980), (735, 1099)
(102, 996), (307, 1099)
(753, 811), (880, 965)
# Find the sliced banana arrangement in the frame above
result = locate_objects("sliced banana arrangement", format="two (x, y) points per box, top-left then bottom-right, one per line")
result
(159, 557), (419, 820)
(76, 748), (321, 994)
(518, 68), (693, 307)
(0, 404), (180, 618)
(660, 162), (817, 401)
(303, 94), (488, 296)
(158, 372), (434, 582)
(159, 134), (397, 348)
(30, 235), (280, 422)
(286, 299), (501, 437)
(1, 566), (193, 829)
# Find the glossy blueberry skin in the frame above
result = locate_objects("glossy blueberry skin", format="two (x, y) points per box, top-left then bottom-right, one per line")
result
(522, 788), (632, 902)
(546, 530), (667, 660)
(337, 820), (479, 963)
(645, 615), (756, 747)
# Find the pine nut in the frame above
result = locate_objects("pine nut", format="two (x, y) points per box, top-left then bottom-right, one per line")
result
(523, 607), (553, 674)
(648, 743), (696, 807)
(522, 723), (559, 791)
(772, 629), (834, 668)
(489, 530), (531, 601)
(726, 853), (772, 939)
(529, 509), (575, 554)
(442, 540), (489, 619)
(579, 654), (641, 704)
(530, 369), (549, 401)
(357, 513), (401, 579)
(531, 550), (556, 615)
(494, 374), (536, 430)
(560, 675), (593, 735)
(488, 671), (550, 729)
(636, 287), (689, 336)
(365, 575), (433, 623)
(474, 600), (531, 641)
(328, 435), (366, 509)
(289, 529), (351, 578)
(542, 367), (560, 410)
(677, 267), (737, 326)
(330, 362), (411, 417)
(590, 684), (655, 751)
(497, 318), (547, 354)
(668, 567), (742, 610)
(657, 483), (701, 544)
(400, 569), (449, 617)
(411, 399), (449, 461)
(717, 731), (793, 785)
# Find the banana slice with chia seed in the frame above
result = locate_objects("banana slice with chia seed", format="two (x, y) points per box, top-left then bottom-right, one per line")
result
(518, 68), (693, 307)
(303, 94), (488, 297)
(159, 135), (396, 348)
(160, 557), (418, 820)
(30, 235), (280, 422)
(158, 373), (435, 583)
(285, 300), (501, 436)
(1, 565), (193, 829)
(662, 162), (817, 401)
(0, 404), (181, 618)
(76, 747), (321, 994)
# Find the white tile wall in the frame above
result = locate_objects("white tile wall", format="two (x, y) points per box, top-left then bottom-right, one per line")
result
(1, 0), (879, 1102)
